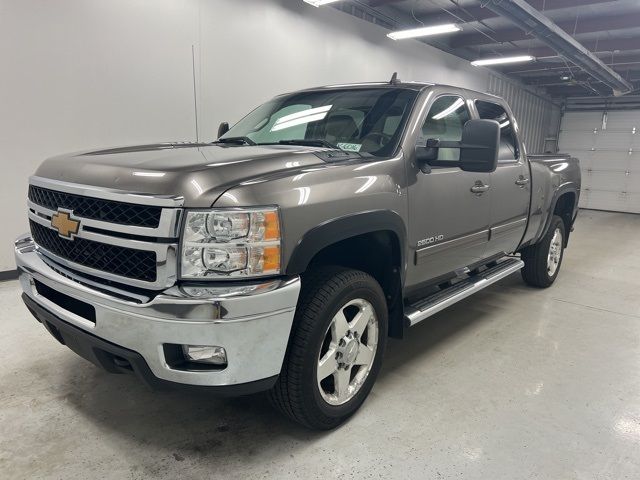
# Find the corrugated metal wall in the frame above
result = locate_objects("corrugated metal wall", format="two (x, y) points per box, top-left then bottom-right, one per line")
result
(487, 74), (561, 154)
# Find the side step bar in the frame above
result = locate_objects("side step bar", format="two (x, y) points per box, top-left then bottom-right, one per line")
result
(404, 257), (524, 327)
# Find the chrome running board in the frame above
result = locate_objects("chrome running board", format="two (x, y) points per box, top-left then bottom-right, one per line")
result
(404, 257), (524, 327)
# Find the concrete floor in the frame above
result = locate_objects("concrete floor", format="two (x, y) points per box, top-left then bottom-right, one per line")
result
(1, 209), (639, 479)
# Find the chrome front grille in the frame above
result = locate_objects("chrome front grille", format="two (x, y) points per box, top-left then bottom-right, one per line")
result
(29, 185), (162, 228)
(29, 220), (157, 282)
(27, 176), (183, 290)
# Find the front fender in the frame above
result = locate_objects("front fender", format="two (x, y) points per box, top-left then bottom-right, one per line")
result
(286, 210), (407, 275)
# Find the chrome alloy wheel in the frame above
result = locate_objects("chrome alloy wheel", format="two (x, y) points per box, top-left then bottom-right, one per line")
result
(316, 298), (379, 406)
(547, 227), (563, 276)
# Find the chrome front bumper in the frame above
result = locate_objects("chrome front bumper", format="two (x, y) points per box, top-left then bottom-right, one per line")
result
(15, 234), (300, 390)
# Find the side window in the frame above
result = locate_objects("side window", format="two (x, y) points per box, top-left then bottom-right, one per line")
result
(475, 100), (519, 163)
(418, 95), (470, 163)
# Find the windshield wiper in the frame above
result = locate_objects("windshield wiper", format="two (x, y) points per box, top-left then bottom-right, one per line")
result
(215, 136), (256, 146)
(274, 139), (343, 150)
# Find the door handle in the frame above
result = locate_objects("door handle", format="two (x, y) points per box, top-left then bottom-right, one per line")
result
(470, 182), (490, 194)
(515, 177), (530, 187)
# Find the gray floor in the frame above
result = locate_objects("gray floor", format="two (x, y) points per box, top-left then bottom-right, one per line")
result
(1, 209), (639, 480)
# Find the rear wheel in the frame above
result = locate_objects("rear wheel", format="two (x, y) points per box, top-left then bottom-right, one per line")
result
(521, 215), (566, 288)
(269, 267), (387, 429)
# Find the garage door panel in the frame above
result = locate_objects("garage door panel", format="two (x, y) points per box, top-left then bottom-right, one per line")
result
(589, 151), (630, 172)
(560, 112), (601, 131)
(582, 190), (629, 212)
(580, 169), (593, 190)
(595, 132), (634, 150)
(626, 193), (640, 213)
(558, 131), (596, 151)
(604, 111), (639, 130)
(588, 171), (628, 191)
(628, 173), (640, 194)
(560, 109), (640, 214)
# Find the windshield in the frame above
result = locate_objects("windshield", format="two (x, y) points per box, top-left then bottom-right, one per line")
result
(220, 88), (418, 157)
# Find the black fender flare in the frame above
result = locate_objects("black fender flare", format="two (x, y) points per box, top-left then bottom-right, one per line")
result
(537, 184), (579, 245)
(285, 210), (407, 276)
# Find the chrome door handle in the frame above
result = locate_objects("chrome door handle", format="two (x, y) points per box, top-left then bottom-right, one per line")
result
(470, 183), (490, 194)
(515, 177), (530, 186)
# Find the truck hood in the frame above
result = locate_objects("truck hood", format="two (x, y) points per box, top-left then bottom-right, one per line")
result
(34, 143), (329, 207)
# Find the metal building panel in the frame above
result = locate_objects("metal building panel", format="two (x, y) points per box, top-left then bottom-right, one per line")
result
(486, 73), (557, 154)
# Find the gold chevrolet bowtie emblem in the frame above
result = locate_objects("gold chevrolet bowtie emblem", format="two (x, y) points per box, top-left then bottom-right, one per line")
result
(51, 210), (80, 239)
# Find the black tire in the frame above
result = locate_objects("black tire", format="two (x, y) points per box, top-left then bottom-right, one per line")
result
(521, 215), (566, 288)
(269, 266), (388, 430)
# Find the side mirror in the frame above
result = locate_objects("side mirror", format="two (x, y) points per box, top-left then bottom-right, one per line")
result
(414, 142), (438, 173)
(217, 122), (230, 138)
(415, 119), (500, 174)
(459, 119), (499, 173)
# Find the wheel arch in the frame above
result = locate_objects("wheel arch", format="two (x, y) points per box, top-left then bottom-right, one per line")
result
(538, 186), (578, 247)
(286, 210), (407, 339)
(549, 188), (578, 247)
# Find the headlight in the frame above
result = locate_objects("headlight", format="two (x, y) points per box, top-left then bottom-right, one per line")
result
(181, 207), (281, 279)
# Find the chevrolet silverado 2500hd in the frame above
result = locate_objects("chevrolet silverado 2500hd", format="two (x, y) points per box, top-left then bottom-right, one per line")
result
(16, 79), (580, 429)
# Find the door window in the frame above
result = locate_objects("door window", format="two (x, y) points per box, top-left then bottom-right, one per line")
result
(418, 96), (471, 163)
(475, 100), (519, 163)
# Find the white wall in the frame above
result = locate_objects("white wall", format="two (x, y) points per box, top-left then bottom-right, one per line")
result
(0, 0), (491, 271)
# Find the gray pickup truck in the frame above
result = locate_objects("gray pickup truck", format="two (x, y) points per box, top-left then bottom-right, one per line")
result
(16, 78), (580, 429)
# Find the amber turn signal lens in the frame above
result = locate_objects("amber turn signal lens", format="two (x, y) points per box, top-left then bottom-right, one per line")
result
(262, 246), (281, 273)
(263, 211), (280, 241)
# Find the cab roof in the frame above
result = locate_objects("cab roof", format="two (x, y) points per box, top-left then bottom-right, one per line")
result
(299, 81), (433, 92)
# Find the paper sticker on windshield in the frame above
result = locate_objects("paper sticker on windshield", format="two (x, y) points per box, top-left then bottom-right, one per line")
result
(337, 143), (362, 152)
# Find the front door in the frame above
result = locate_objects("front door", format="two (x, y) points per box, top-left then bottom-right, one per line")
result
(405, 94), (492, 289)
(474, 100), (530, 256)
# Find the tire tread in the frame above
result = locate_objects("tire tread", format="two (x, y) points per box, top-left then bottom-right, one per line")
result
(269, 266), (384, 429)
(521, 215), (565, 288)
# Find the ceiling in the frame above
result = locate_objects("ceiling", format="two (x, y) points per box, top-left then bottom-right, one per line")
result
(333, 0), (640, 98)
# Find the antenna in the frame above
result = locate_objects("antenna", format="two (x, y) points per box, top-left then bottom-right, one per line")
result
(390, 72), (400, 85)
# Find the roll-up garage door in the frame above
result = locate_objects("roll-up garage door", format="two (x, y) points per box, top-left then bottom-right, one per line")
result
(558, 110), (640, 213)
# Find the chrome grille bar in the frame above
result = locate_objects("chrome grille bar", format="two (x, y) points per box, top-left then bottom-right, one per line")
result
(27, 176), (182, 290)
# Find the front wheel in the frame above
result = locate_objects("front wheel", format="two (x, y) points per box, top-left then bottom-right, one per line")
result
(269, 267), (387, 430)
(521, 215), (566, 288)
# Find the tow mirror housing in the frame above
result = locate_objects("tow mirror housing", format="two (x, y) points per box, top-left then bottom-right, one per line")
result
(416, 119), (500, 173)
(218, 122), (230, 139)
(459, 119), (499, 173)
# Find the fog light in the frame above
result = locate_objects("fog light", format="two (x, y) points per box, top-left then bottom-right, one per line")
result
(183, 345), (227, 365)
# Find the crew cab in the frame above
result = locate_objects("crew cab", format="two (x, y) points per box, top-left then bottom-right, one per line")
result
(15, 78), (580, 429)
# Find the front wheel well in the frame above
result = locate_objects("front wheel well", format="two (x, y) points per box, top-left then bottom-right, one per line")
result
(304, 231), (404, 338)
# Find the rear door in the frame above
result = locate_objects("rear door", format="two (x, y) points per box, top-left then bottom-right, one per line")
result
(405, 93), (491, 288)
(474, 100), (530, 256)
